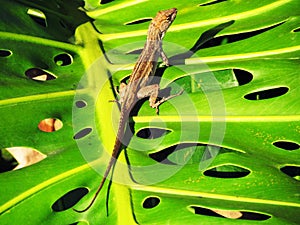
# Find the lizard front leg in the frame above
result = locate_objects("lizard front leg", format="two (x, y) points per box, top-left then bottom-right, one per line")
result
(160, 50), (169, 66)
(137, 84), (183, 114)
(151, 89), (184, 111)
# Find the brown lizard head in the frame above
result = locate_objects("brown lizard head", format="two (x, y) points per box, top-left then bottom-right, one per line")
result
(151, 8), (177, 38)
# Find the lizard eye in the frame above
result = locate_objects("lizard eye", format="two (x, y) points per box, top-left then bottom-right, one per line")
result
(167, 15), (173, 21)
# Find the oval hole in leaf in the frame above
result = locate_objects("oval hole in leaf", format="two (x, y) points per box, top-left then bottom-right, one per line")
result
(204, 165), (250, 178)
(149, 145), (177, 165)
(143, 196), (160, 209)
(0, 148), (18, 172)
(199, 21), (284, 50)
(190, 206), (270, 220)
(125, 18), (152, 25)
(199, 0), (227, 6)
(167, 143), (207, 165)
(54, 53), (73, 66)
(75, 100), (87, 108)
(100, 0), (114, 4)
(280, 166), (300, 181)
(0, 49), (12, 57)
(120, 76), (130, 85)
(38, 118), (63, 132)
(137, 128), (171, 139)
(212, 69), (252, 89)
(190, 206), (240, 219)
(211, 69), (239, 89)
(73, 128), (92, 140)
(233, 69), (253, 86)
(149, 143), (201, 165)
(292, 27), (300, 32)
(244, 87), (288, 100)
(25, 68), (57, 81)
(4, 147), (46, 170)
(239, 211), (271, 220)
(52, 187), (89, 212)
(273, 141), (299, 151)
(27, 8), (47, 27)
(150, 144), (235, 165)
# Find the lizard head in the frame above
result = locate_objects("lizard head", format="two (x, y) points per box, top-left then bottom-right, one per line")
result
(153, 8), (177, 38)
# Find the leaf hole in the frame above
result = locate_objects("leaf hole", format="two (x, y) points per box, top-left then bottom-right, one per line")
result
(244, 87), (289, 100)
(190, 206), (271, 220)
(239, 211), (271, 220)
(149, 143), (200, 165)
(142, 196), (160, 209)
(75, 100), (87, 108)
(280, 166), (300, 181)
(38, 118), (63, 132)
(25, 68), (57, 81)
(0, 148), (18, 172)
(199, 21), (284, 49)
(27, 8), (47, 27)
(52, 187), (89, 212)
(292, 27), (300, 32)
(125, 18), (152, 25)
(0, 147), (46, 171)
(54, 53), (73, 66)
(273, 141), (299, 151)
(73, 128), (92, 140)
(136, 128), (171, 139)
(199, 0), (227, 6)
(0, 49), (12, 57)
(204, 164), (250, 178)
(191, 206), (238, 218)
(233, 69), (253, 86)
(150, 144), (237, 166)
(100, 0), (114, 4)
(209, 69), (253, 89)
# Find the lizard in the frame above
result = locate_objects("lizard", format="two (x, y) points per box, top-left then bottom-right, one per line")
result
(74, 7), (181, 213)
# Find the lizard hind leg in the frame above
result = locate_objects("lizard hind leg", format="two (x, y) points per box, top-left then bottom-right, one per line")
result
(137, 84), (160, 113)
(151, 89), (184, 114)
(109, 82), (127, 105)
(137, 84), (184, 114)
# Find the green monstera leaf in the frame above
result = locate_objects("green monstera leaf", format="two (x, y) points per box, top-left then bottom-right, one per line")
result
(0, 0), (299, 224)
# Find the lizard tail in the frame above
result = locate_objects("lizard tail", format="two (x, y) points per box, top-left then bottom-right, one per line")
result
(73, 136), (123, 213)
